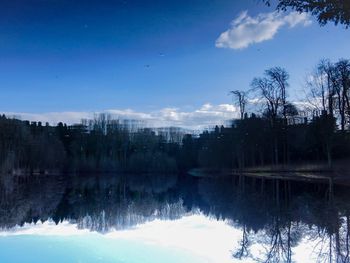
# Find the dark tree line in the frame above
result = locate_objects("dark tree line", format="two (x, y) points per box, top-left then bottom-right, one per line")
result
(0, 59), (349, 175)
(0, 117), (65, 174)
(0, 115), (183, 174)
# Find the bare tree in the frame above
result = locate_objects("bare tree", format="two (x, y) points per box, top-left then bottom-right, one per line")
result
(229, 90), (248, 120)
(251, 67), (289, 122)
(265, 67), (289, 121)
(309, 59), (350, 131)
(251, 77), (281, 122)
(306, 62), (328, 113)
(251, 67), (290, 165)
(251, 76), (282, 164)
(334, 59), (350, 131)
(320, 59), (337, 117)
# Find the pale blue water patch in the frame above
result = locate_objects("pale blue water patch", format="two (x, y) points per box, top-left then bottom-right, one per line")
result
(0, 234), (207, 263)
(0, 215), (239, 263)
(0, 215), (321, 263)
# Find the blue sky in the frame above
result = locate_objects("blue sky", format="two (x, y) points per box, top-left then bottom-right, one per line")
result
(1, 0), (349, 127)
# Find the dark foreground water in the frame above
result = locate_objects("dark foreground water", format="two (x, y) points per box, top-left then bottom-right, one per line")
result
(0, 173), (349, 263)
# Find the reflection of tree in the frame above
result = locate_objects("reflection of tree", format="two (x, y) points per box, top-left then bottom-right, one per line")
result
(197, 175), (350, 263)
(0, 176), (66, 228)
(0, 174), (186, 232)
(55, 174), (184, 231)
(126, 173), (177, 194)
(306, 187), (350, 263)
(262, 220), (294, 263)
(233, 224), (251, 259)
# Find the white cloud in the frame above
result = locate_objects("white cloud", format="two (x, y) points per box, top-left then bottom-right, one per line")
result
(215, 10), (312, 50)
(2, 103), (239, 131)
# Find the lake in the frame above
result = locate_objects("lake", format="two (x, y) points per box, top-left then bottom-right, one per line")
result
(0, 173), (349, 263)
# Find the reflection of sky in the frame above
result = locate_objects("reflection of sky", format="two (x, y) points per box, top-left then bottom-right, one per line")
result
(0, 214), (318, 263)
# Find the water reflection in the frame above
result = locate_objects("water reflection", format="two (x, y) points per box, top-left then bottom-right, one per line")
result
(1, 173), (350, 262)
(0, 215), (240, 263)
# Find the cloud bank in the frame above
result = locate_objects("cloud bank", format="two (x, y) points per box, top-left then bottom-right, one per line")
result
(2, 103), (239, 130)
(216, 10), (312, 49)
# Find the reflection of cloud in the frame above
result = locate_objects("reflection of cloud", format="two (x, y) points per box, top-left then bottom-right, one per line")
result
(0, 214), (323, 262)
(216, 11), (311, 49)
(0, 214), (239, 263)
(2, 103), (239, 130)
(106, 214), (239, 263)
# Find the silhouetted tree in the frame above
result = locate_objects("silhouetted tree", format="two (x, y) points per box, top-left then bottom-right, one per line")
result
(229, 90), (248, 120)
(263, 0), (350, 27)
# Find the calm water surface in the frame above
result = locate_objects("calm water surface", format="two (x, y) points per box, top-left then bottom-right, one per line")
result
(0, 173), (349, 263)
